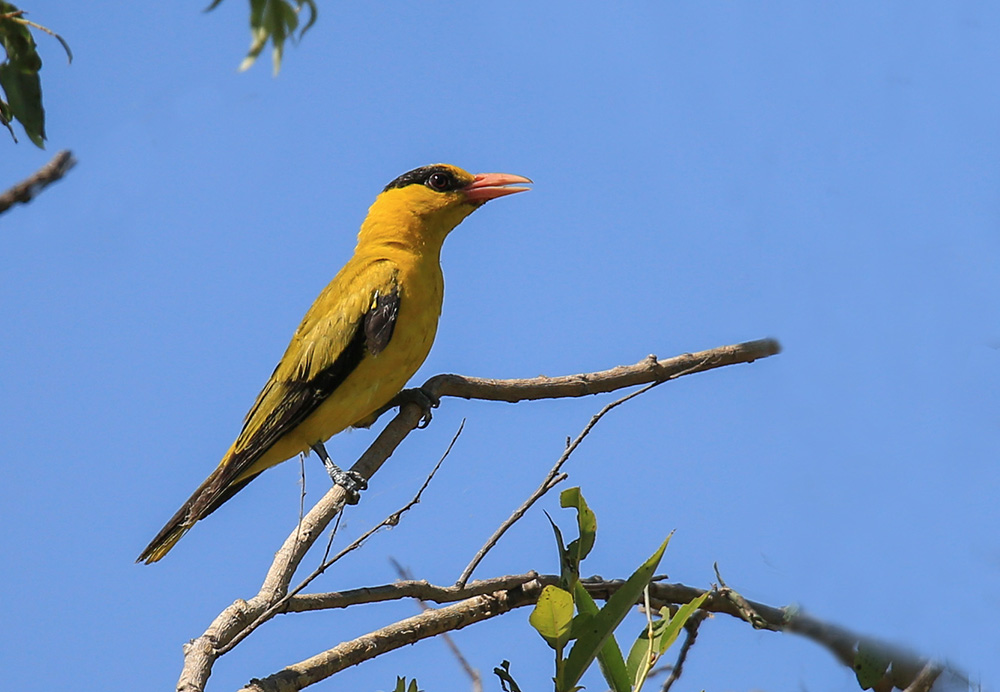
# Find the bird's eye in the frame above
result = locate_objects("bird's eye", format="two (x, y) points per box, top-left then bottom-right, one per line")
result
(427, 172), (451, 191)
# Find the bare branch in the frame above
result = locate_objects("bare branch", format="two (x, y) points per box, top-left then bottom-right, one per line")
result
(239, 587), (538, 692)
(639, 581), (951, 692)
(0, 150), (76, 215)
(235, 573), (958, 692)
(286, 573), (540, 613)
(422, 337), (781, 404)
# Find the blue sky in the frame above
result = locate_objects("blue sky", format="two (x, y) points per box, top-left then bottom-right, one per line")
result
(2, 2), (998, 690)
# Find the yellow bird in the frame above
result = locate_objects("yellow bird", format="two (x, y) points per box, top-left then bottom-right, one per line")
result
(138, 164), (531, 563)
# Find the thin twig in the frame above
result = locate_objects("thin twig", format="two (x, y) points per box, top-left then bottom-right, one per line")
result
(293, 454), (306, 557)
(319, 509), (343, 565)
(456, 378), (669, 587)
(0, 150), (76, 215)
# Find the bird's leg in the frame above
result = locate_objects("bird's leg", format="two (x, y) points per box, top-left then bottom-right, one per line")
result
(310, 441), (367, 505)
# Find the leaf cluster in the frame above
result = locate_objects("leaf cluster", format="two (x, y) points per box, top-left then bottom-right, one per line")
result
(0, 2), (70, 147)
(525, 488), (707, 692)
(208, 0), (317, 75)
(392, 676), (422, 692)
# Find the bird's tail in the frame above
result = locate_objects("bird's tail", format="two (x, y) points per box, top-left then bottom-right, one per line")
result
(137, 516), (191, 564)
(138, 460), (263, 564)
(136, 466), (222, 564)
(137, 461), (252, 564)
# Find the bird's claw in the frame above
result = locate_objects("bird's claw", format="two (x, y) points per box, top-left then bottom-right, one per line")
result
(395, 386), (439, 428)
(327, 466), (367, 505)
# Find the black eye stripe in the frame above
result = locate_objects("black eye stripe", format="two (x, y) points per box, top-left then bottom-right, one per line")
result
(383, 165), (462, 193)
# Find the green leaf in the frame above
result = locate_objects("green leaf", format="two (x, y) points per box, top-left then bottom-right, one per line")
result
(391, 677), (421, 692)
(298, 0), (317, 37)
(544, 510), (576, 587)
(567, 610), (595, 640)
(560, 487), (597, 567)
(0, 4), (40, 70)
(234, 0), (317, 74)
(239, 0), (270, 71)
(854, 641), (891, 690)
(0, 60), (44, 146)
(247, 0), (267, 26)
(0, 97), (15, 142)
(266, 0), (295, 76)
(278, 0), (298, 33)
(1, 2), (73, 146)
(625, 592), (709, 691)
(529, 584), (575, 651)
(656, 594), (707, 655)
(560, 535), (671, 692)
(574, 580), (630, 692)
(0, 2), (47, 147)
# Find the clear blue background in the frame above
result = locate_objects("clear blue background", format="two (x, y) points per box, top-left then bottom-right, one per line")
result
(2, 2), (997, 690)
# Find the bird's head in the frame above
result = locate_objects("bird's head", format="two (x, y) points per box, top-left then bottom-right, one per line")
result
(360, 164), (531, 249)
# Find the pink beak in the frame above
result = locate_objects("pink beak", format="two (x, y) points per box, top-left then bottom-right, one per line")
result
(463, 173), (533, 203)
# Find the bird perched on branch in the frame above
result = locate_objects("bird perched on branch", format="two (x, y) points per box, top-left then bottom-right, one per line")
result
(138, 164), (531, 564)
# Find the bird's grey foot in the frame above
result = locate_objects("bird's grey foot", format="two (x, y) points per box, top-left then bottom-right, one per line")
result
(311, 442), (367, 504)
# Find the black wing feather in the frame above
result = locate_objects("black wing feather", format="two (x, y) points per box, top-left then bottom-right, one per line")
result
(364, 287), (399, 355)
(193, 283), (401, 517)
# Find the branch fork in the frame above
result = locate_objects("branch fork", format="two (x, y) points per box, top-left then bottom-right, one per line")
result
(175, 339), (781, 691)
